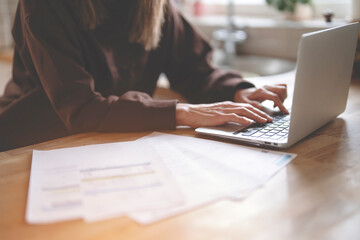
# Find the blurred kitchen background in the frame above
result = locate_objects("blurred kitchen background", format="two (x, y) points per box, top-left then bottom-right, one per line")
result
(0, 0), (359, 97)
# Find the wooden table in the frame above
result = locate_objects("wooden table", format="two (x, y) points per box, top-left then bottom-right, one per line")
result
(1, 81), (360, 240)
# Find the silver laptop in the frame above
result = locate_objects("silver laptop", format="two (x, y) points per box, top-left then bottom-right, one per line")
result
(196, 23), (359, 148)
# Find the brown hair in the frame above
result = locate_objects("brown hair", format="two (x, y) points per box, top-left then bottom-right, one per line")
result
(75, 0), (107, 30)
(75, 0), (168, 51)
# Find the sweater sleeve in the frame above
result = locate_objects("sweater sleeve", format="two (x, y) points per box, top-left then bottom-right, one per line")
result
(22, 0), (177, 133)
(162, 1), (254, 104)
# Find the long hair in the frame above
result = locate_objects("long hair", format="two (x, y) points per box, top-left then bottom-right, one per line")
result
(75, 0), (168, 51)
(75, 0), (107, 30)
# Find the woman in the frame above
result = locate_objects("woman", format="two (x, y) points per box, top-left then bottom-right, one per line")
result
(0, 0), (287, 151)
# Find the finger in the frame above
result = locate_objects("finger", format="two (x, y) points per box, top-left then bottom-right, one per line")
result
(199, 101), (236, 110)
(222, 107), (268, 123)
(274, 83), (287, 88)
(258, 89), (289, 114)
(242, 98), (263, 110)
(244, 105), (274, 122)
(219, 113), (253, 126)
(198, 102), (273, 122)
(199, 111), (252, 126)
(220, 98), (263, 110)
(263, 85), (287, 102)
(274, 84), (287, 100)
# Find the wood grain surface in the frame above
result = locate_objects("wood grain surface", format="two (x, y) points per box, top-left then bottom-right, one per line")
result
(1, 82), (359, 240)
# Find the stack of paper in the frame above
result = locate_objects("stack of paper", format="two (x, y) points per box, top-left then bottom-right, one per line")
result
(26, 133), (296, 225)
(26, 140), (183, 223)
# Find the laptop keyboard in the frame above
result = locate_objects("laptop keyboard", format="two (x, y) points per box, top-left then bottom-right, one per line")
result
(234, 112), (290, 141)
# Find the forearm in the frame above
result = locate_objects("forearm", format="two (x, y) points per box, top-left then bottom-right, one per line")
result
(60, 91), (178, 133)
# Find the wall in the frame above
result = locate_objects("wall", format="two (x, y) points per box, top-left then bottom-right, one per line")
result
(0, 0), (18, 48)
(190, 16), (346, 61)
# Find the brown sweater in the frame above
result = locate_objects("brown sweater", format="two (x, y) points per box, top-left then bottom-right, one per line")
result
(0, 0), (253, 151)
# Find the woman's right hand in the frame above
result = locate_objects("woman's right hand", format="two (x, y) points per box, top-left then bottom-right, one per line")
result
(176, 101), (273, 128)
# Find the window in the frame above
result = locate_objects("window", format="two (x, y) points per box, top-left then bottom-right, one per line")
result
(191, 0), (351, 19)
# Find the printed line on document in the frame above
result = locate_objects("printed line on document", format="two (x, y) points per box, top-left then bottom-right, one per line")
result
(80, 162), (151, 173)
(84, 182), (163, 195)
(81, 170), (156, 182)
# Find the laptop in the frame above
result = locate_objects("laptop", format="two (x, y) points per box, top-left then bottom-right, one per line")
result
(196, 23), (359, 149)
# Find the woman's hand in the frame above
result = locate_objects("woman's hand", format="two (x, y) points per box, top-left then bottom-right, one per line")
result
(234, 84), (289, 114)
(176, 102), (273, 128)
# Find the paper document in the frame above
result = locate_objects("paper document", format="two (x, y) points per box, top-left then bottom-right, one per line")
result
(129, 133), (296, 224)
(26, 141), (183, 224)
(26, 132), (296, 225)
(129, 140), (253, 224)
(26, 153), (82, 224)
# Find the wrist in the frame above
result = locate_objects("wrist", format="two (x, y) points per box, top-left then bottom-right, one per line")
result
(176, 103), (189, 126)
(234, 82), (256, 102)
(234, 89), (244, 102)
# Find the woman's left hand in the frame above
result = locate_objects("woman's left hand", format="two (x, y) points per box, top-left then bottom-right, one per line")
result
(234, 84), (289, 114)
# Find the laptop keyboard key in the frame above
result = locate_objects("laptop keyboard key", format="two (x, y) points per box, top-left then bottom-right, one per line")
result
(251, 132), (264, 138)
(233, 112), (291, 141)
